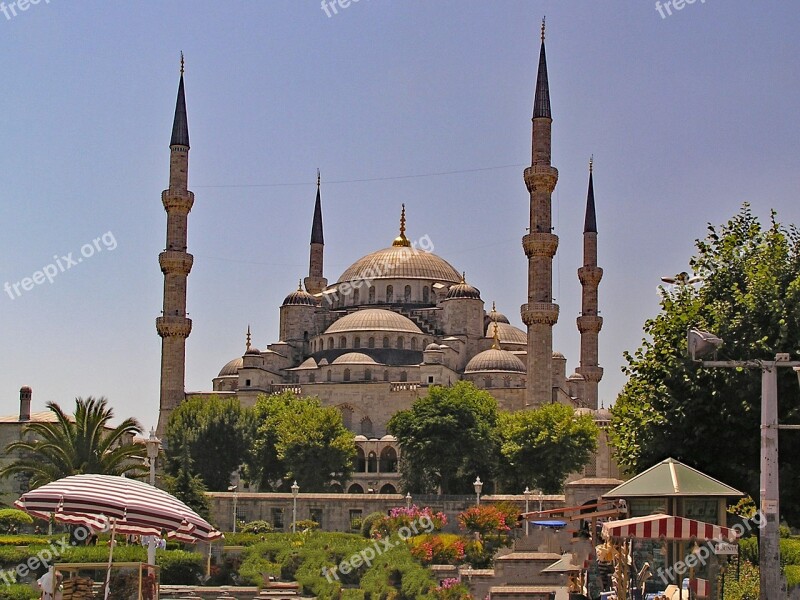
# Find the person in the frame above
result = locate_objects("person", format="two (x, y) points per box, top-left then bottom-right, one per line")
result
(37, 569), (63, 600)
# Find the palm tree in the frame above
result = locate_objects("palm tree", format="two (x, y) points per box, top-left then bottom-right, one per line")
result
(0, 397), (147, 489)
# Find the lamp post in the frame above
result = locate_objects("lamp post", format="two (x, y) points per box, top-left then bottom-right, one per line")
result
(523, 487), (532, 536)
(405, 492), (412, 509)
(688, 327), (800, 598)
(144, 428), (160, 567)
(473, 476), (483, 507)
(227, 485), (237, 533)
(291, 480), (299, 534)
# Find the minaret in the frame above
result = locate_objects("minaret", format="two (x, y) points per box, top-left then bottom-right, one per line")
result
(576, 158), (603, 409)
(521, 19), (560, 406)
(304, 170), (328, 295)
(156, 54), (194, 438)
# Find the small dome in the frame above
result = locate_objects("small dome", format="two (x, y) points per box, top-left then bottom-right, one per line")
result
(354, 435), (368, 442)
(486, 322), (527, 345)
(325, 309), (422, 335)
(332, 352), (378, 365)
(465, 348), (526, 373)
(485, 304), (510, 325)
(282, 284), (316, 306)
(245, 346), (261, 355)
(552, 351), (566, 359)
(293, 357), (318, 370)
(595, 408), (612, 421)
(380, 434), (396, 442)
(567, 373), (585, 381)
(218, 357), (243, 377)
(425, 343), (441, 351)
(446, 276), (481, 300)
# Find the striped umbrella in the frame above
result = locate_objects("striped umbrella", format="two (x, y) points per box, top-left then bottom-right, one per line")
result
(601, 514), (739, 542)
(14, 474), (222, 542)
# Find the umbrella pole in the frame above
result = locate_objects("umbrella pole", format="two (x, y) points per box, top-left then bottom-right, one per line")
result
(104, 519), (117, 600)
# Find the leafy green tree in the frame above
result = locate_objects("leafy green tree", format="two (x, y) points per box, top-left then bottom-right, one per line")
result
(165, 395), (254, 491)
(388, 382), (500, 494)
(246, 392), (355, 492)
(163, 444), (210, 519)
(0, 397), (146, 488)
(498, 403), (598, 494)
(610, 205), (800, 522)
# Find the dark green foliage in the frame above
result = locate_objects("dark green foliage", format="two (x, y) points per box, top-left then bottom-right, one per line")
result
(360, 512), (385, 538)
(155, 549), (205, 585)
(239, 520), (273, 534)
(611, 205), (800, 523)
(162, 444), (210, 519)
(388, 382), (500, 494)
(165, 395), (253, 492)
(0, 397), (146, 487)
(3, 584), (38, 600)
(498, 403), (598, 493)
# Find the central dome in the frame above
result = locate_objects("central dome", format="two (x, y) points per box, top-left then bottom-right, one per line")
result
(336, 246), (461, 284)
(325, 308), (423, 334)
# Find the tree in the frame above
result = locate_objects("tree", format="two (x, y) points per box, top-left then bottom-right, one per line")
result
(163, 445), (210, 519)
(498, 403), (598, 494)
(388, 382), (500, 494)
(610, 205), (800, 523)
(165, 395), (254, 491)
(246, 392), (355, 492)
(0, 397), (146, 488)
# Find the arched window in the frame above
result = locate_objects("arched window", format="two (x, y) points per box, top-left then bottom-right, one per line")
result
(328, 338), (334, 350)
(503, 376), (511, 387)
(364, 368), (372, 381)
(380, 483), (397, 494)
(397, 336), (404, 350)
(380, 447), (398, 472)
(340, 405), (354, 429)
(348, 483), (364, 494)
(344, 368), (351, 382)
(383, 370), (390, 382)
(353, 287), (360, 304)
(484, 376), (492, 388)
(327, 369), (332, 382)
(368, 286), (376, 303)
(383, 336), (390, 348)
(386, 285), (393, 303)
(422, 286), (430, 303)
(339, 336), (347, 348)
(367, 451), (378, 472)
(361, 417), (373, 437)
(400, 371), (408, 382)
(354, 336), (361, 349)
(368, 337), (375, 348)
(410, 338), (417, 350)
(355, 448), (366, 472)
(404, 285), (412, 302)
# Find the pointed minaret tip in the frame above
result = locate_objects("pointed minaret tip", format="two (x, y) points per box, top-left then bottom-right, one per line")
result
(541, 16), (546, 42)
(180, 51), (184, 75)
(246, 325), (251, 351)
(584, 156), (597, 233)
(311, 171), (324, 245)
(533, 17), (551, 120)
(170, 53), (190, 148)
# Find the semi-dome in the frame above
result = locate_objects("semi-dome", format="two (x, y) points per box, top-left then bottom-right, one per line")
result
(485, 322), (527, 345)
(218, 357), (243, 377)
(336, 246), (460, 284)
(465, 348), (526, 373)
(446, 275), (481, 300)
(282, 284), (316, 306)
(325, 309), (423, 335)
(332, 352), (378, 365)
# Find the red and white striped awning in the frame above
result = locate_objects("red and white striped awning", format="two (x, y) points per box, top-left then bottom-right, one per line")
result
(601, 514), (738, 542)
(15, 474), (223, 542)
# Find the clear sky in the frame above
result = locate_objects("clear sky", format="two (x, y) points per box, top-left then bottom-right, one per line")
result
(1, 1), (798, 429)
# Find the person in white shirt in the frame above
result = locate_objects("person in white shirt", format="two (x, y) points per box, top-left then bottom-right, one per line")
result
(37, 569), (63, 600)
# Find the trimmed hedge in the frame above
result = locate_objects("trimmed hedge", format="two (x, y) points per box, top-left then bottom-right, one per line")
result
(2, 584), (38, 600)
(738, 536), (800, 567)
(786, 565), (800, 590)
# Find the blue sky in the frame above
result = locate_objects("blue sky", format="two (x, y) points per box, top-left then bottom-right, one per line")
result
(1, 1), (798, 428)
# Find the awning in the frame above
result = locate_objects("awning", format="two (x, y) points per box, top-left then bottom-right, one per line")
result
(601, 514), (738, 542)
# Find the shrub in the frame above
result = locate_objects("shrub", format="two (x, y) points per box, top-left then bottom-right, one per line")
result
(156, 550), (204, 585)
(240, 520), (273, 534)
(371, 506), (447, 540)
(3, 584), (38, 600)
(737, 536), (800, 567)
(408, 534), (466, 565)
(0, 510), (33, 528)
(457, 505), (514, 536)
(360, 512), (385, 538)
(0, 535), (47, 547)
(723, 560), (760, 600)
(294, 519), (319, 532)
(433, 578), (472, 600)
(786, 565), (800, 590)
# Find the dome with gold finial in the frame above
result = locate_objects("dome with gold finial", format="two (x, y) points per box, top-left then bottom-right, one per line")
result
(445, 273), (481, 300)
(282, 281), (317, 306)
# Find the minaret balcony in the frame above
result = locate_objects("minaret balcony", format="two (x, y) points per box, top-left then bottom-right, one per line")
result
(522, 232), (559, 258)
(523, 165), (558, 192)
(159, 251), (194, 276)
(576, 365), (604, 383)
(161, 189), (195, 213)
(577, 315), (603, 334)
(578, 266), (603, 286)
(520, 302), (559, 326)
(156, 315), (192, 338)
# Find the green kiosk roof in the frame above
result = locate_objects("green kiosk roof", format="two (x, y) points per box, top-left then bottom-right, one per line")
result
(603, 458), (744, 498)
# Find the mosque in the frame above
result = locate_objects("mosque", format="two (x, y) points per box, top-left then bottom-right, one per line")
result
(154, 27), (619, 494)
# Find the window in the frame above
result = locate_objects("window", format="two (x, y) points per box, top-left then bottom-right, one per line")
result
(356, 447), (366, 472)
(386, 285), (393, 302)
(380, 447), (398, 472)
(348, 483), (364, 494)
(368, 286), (376, 303)
(484, 376), (492, 388)
(380, 484), (397, 494)
(339, 336), (347, 348)
(404, 285), (411, 302)
(272, 508), (284, 530)
(410, 338), (417, 350)
(245, 379), (251, 387)
(384, 370), (390, 381)
(344, 368), (351, 382)
(327, 369), (332, 382)
(354, 336), (361, 349)
(367, 451), (378, 472)
(310, 508), (323, 528)
(353, 288), (360, 304)
(400, 371), (408, 382)
(340, 406), (354, 429)
(368, 337), (375, 348)
(349, 509), (363, 531)
(328, 338), (334, 350)
(364, 368), (372, 381)
(503, 376), (511, 387)
(423, 286), (430, 303)
(361, 417), (373, 437)
(397, 337), (404, 349)
(383, 336), (390, 348)
(428, 375), (434, 384)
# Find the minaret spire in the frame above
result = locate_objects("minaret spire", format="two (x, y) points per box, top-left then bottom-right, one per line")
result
(392, 204), (411, 247)
(156, 56), (195, 438)
(532, 17), (551, 120)
(304, 170), (328, 294)
(577, 158), (603, 409)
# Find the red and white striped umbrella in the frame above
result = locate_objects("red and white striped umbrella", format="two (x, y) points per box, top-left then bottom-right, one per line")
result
(601, 514), (738, 542)
(14, 474), (222, 542)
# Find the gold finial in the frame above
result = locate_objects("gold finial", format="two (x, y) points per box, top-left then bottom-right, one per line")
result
(589, 155), (593, 173)
(246, 325), (251, 351)
(541, 17), (546, 42)
(298, 279), (303, 291)
(460, 272), (466, 284)
(392, 204), (411, 247)
(317, 168), (320, 188)
(492, 300), (497, 313)
(491, 321), (501, 350)
(180, 51), (185, 75)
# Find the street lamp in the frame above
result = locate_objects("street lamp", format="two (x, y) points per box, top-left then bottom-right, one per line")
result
(291, 480), (299, 534)
(473, 476), (483, 507)
(688, 327), (800, 598)
(405, 492), (412, 509)
(523, 487), (532, 536)
(145, 428), (160, 487)
(227, 485), (238, 534)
